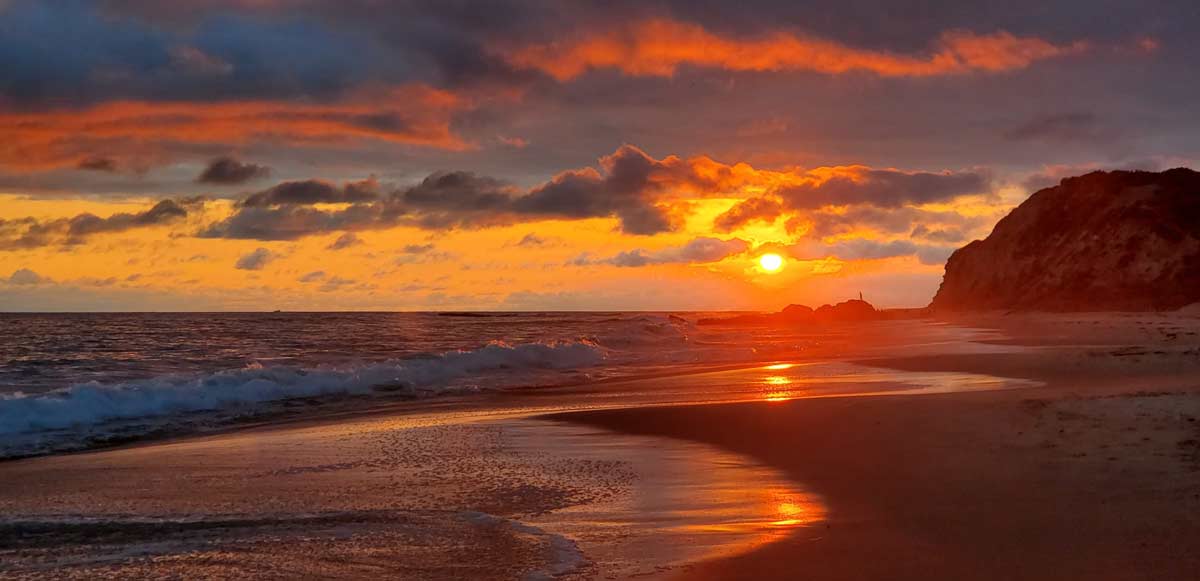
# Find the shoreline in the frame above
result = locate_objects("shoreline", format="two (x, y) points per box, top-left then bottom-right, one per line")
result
(548, 314), (1200, 579)
(0, 352), (838, 463)
(0, 318), (1010, 463)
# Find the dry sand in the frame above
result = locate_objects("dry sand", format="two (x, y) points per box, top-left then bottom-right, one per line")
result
(553, 313), (1200, 580)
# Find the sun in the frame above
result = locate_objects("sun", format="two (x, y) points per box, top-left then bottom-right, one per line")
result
(759, 253), (784, 272)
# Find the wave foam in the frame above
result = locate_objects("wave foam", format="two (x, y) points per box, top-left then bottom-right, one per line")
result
(0, 340), (605, 446)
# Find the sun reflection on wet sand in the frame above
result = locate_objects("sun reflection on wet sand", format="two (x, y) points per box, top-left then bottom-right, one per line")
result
(507, 420), (825, 578)
(761, 369), (803, 401)
(772, 503), (809, 526)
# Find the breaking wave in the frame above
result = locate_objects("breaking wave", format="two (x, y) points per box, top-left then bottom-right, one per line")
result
(0, 340), (605, 457)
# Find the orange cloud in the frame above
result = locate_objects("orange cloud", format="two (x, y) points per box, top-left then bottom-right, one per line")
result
(0, 85), (470, 171)
(503, 19), (1089, 80)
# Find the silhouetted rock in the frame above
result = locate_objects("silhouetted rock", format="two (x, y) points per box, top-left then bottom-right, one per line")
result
(779, 304), (815, 322)
(931, 168), (1200, 312)
(698, 300), (878, 326)
(814, 299), (879, 322)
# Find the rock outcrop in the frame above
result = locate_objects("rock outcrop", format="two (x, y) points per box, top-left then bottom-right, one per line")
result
(931, 168), (1200, 312)
(699, 299), (879, 326)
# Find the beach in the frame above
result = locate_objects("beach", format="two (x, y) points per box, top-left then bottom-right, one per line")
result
(560, 313), (1200, 579)
(2, 314), (1199, 579)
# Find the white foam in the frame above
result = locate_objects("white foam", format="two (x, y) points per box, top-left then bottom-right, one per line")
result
(461, 511), (589, 580)
(0, 340), (606, 449)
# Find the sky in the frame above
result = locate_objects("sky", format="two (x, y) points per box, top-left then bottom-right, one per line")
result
(0, 0), (1196, 311)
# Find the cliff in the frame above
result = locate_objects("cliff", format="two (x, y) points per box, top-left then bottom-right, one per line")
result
(931, 168), (1200, 312)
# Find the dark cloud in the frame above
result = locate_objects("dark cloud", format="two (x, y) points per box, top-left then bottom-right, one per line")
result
(0, 199), (190, 249)
(200, 146), (697, 239)
(778, 168), (990, 209)
(799, 239), (920, 261)
(803, 206), (988, 238)
(77, 156), (119, 173)
(714, 197), (783, 231)
(234, 247), (273, 270)
(671, 237), (751, 262)
(513, 145), (704, 234)
(299, 270), (326, 282)
(607, 250), (654, 267)
(514, 233), (550, 247)
(401, 243), (436, 254)
(241, 179), (381, 207)
(915, 245), (956, 265)
(197, 156), (271, 184)
(0, 1), (385, 106)
(198, 204), (382, 240)
(1005, 112), (1104, 143)
(318, 275), (359, 292)
(789, 238), (956, 265)
(578, 236), (749, 267)
(203, 173), (509, 241)
(396, 171), (516, 228)
(196, 145), (998, 242)
(326, 232), (362, 250)
(566, 252), (596, 266)
(7, 268), (48, 285)
(394, 245), (453, 265)
(910, 225), (970, 243)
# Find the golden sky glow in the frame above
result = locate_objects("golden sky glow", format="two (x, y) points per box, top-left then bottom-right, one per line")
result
(0, 1), (1186, 311)
(0, 175), (991, 311)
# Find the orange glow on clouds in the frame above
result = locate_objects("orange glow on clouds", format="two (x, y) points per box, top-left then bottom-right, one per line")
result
(0, 85), (470, 171)
(0, 142), (1008, 311)
(504, 19), (1089, 80)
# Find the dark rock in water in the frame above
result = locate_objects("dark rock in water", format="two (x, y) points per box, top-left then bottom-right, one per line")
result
(779, 304), (815, 321)
(931, 168), (1200, 312)
(698, 300), (878, 326)
(815, 299), (879, 322)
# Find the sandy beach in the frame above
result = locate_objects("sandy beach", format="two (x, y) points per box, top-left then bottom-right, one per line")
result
(558, 313), (1200, 579)
(2, 314), (1199, 579)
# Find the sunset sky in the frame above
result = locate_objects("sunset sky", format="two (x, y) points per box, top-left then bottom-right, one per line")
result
(1, 0), (1196, 311)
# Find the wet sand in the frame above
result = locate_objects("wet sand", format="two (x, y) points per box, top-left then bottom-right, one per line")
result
(556, 313), (1200, 579)
(0, 398), (823, 579)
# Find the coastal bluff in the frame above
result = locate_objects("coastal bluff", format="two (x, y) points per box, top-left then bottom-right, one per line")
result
(931, 168), (1200, 312)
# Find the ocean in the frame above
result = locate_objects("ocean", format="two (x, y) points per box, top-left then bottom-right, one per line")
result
(0, 311), (830, 458)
